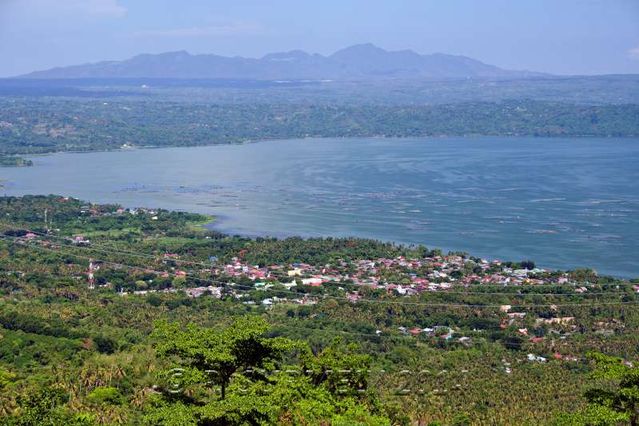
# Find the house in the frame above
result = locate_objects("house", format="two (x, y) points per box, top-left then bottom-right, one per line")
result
(193, 286), (221, 298)
(432, 326), (454, 340)
(458, 336), (472, 346)
(346, 293), (361, 303)
(527, 353), (547, 363)
(535, 317), (574, 326)
(287, 268), (303, 277)
(409, 327), (422, 336)
(71, 235), (90, 246)
(301, 277), (323, 286)
(507, 312), (526, 322)
(394, 285), (407, 295)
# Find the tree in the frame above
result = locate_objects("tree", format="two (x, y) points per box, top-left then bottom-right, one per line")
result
(149, 319), (390, 425)
(558, 352), (639, 425)
(300, 338), (372, 397)
(8, 387), (92, 426)
(153, 317), (293, 400)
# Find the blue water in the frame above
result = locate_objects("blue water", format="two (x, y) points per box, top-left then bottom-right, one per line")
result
(1, 137), (637, 277)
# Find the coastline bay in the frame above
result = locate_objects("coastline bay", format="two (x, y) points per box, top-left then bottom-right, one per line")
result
(1, 136), (637, 277)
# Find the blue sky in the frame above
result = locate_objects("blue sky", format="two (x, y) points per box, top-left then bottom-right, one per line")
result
(1, 0), (638, 77)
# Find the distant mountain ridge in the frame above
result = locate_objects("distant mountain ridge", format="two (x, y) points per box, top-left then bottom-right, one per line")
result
(20, 43), (544, 80)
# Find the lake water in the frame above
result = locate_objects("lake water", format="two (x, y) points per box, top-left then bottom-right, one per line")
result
(1, 137), (638, 278)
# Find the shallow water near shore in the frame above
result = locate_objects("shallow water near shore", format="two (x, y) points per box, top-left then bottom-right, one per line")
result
(1, 136), (638, 277)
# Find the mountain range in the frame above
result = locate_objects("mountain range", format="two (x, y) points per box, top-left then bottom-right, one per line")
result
(20, 44), (543, 81)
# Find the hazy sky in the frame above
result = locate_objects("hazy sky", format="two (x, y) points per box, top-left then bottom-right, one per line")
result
(1, 0), (638, 77)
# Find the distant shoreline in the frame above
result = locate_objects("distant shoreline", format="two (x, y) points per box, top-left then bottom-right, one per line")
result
(3, 134), (638, 169)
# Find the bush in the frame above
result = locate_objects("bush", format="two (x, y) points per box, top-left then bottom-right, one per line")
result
(86, 387), (123, 405)
(93, 335), (117, 354)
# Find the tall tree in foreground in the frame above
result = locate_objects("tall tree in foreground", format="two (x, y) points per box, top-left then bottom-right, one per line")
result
(153, 317), (293, 401)
(148, 318), (390, 425)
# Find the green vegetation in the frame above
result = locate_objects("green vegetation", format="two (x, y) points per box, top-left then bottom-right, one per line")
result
(557, 353), (639, 425)
(0, 98), (638, 161)
(147, 318), (388, 425)
(0, 156), (32, 167)
(3, 75), (639, 105)
(0, 195), (637, 424)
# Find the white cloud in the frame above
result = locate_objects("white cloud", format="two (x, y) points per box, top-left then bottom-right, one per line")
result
(133, 22), (263, 38)
(628, 47), (639, 59)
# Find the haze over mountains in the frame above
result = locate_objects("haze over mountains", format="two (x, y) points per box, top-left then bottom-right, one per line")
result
(21, 44), (543, 81)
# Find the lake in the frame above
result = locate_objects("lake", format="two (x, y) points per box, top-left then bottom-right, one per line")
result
(1, 137), (638, 277)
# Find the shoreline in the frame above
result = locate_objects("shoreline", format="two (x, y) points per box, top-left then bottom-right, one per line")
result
(205, 218), (637, 281)
(3, 134), (639, 169)
(2, 136), (637, 279)
(0, 193), (636, 280)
